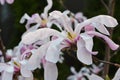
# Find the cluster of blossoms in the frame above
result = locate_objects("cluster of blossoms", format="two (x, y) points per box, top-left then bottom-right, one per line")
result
(0, 0), (119, 80)
(0, 0), (14, 5)
(68, 64), (120, 80)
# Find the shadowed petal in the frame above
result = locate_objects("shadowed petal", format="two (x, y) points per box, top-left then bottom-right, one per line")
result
(44, 61), (58, 80)
(80, 33), (98, 55)
(77, 39), (92, 65)
(91, 22), (110, 35)
(26, 50), (41, 70)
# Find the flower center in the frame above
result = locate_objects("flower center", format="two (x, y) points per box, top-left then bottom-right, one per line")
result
(41, 19), (47, 27)
(13, 61), (20, 72)
(67, 32), (76, 41)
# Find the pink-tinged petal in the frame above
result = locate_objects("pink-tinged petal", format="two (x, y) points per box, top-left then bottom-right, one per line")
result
(49, 11), (73, 33)
(45, 38), (63, 63)
(2, 71), (13, 80)
(91, 23), (110, 35)
(80, 33), (98, 55)
(84, 25), (95, 32)
(44, 61), (58, 80)
(77, 39), (92, 65)
(20, 65), (33, 77)
(88, 74), (104, 80)
(21, 28), (63, 44)
(112, 68), (120, 80)
(87, 31), (119, 50)
(41, 0), (53, 19)
(6, 0), (14, 4)
(75, 12), (87, 23)
(0, 0), (5, 5)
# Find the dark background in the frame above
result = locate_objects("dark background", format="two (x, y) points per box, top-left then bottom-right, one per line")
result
(0, 0), (120, 79)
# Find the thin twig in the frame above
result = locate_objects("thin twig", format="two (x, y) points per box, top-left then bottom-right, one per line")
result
(100, 0), (109, 12)
(93, 57), (120, 67)
(0, 35), (7, 62)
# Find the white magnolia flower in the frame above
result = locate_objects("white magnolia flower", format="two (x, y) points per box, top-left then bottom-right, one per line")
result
(20, 0), (53, 31)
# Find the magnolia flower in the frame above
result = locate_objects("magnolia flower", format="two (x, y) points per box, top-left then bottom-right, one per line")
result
(0, 0), (14, 5)
(67, 67), (104, 80)
(21, 10), (119, 66)
(20, 0), (53, 31)
(0, 58), (33, 80)
(49, 10), (119, 65)
(25, 41), (60, 80)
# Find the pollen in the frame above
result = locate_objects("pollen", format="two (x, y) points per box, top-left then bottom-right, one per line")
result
(41, 19), (47, 25)
(14, 61), (20, 67)
(67, 32), (76, 41)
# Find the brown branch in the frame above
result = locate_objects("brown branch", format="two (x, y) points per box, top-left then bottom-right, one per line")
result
(111, 47), (120, 58)
(100, 0), (116, 78)
(0, 36), (7, 62)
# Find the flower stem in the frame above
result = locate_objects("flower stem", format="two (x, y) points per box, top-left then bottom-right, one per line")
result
(101, 0), (116, 78)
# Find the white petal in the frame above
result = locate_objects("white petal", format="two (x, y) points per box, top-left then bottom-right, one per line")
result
(80, 33), (98, 55)
(2, 71), (13, 80)
(93, 15), (118, 27)
(45, 38), (63, 63)
(77, 39), (92, 65)
(49, 10), (73, 33)
(74, 15), (118, 35)
(21, 28), (63, 44)
(44, 61), (58, 80)
(80, 33), (93, 51)
(27, 50), (41, 70)
(0, 63), (8, 72)
(20, 13), (30, 24)
(112, 68), (120, 80)
(20, 65), (33, 77)
(42, 0), (53, 19)
(6, 0), (14, 4)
